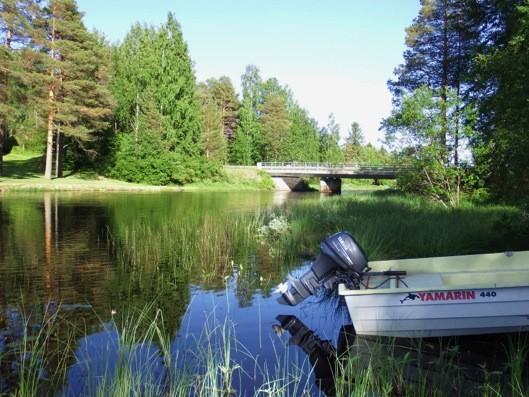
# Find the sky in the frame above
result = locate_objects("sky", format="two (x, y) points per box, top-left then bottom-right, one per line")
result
(77, 0), (421, 146)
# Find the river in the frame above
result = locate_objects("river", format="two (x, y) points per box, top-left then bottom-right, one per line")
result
(0, 191), (526, 396)
(0, 191), (354, 396)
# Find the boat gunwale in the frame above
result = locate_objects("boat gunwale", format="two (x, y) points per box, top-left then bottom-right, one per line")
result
(338, 282), (529, 296)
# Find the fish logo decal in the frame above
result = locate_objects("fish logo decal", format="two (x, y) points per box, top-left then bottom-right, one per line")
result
(400, 293), (420, 304)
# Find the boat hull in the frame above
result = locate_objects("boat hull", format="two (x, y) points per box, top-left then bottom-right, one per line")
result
(341, 285), (529, 337)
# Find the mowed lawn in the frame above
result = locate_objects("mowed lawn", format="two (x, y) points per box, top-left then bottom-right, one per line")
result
(0, 149), (178, 192)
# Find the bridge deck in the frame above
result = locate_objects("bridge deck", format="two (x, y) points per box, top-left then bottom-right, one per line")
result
(257, 162), (407, 179)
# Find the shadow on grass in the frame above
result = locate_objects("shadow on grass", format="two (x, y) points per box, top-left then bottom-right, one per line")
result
(3, 155), (43, 179)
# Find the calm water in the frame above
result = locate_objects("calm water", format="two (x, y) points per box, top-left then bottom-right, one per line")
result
(0, 191), (352, 396)
(0, 191), (525, 396)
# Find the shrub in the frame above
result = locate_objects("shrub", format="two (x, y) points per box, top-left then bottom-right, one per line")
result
(108, 133), (224, 185)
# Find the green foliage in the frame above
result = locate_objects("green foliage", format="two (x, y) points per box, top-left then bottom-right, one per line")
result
(283, 106), (320, 162)
(472, 1), (529, 203)
(346, 121), (364, 146)
(199, 76), (240, 140)
(109, 13), (209, 183)
(383, 86), (474, 206)
(111, 13), (201, 155)
(230, 97), (261, 165)
(259, 94), (290, 161)
(320, 114), (343, 163)
(397, 152), (464, 208)
(109, 133), (223, 186)
(197, 84), (227, 162)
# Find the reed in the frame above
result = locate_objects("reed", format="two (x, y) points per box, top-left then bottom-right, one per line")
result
(4, 301), (529, 396)
(274, 191), (525, 261)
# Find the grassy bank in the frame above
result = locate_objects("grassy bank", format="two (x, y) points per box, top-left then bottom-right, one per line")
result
(0, 150), (274, 192)
(272, 191), (529, 260)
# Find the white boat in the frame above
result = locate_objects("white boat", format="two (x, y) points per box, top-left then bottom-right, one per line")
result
(339, 250), (529, 337)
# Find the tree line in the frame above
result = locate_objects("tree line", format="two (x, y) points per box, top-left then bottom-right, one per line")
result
(0, 0), (391, 186)
(383, 0), (529, 204)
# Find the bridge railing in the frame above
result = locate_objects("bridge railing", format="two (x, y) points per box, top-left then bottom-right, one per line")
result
(257, 162), (410, 171)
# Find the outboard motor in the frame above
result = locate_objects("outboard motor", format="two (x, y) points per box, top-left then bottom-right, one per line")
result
(277, 231), (368, 306)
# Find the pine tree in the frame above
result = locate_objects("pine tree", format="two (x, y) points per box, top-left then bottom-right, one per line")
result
(38, 0), (113, 179)
(388, 0), (476, 161)
(0, 0), (16, 175)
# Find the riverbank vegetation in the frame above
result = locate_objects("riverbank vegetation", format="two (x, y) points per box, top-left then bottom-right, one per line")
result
(383, 0), (529, 205)
(0, 148), (274, 191)
(0, 1), (391, 189)
(1, 0), (528, 204)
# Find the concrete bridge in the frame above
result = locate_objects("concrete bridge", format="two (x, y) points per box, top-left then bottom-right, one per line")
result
(257, 162), (407, 193)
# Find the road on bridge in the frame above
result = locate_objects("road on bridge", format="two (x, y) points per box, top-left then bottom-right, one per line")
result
(257, 162), (407, 179)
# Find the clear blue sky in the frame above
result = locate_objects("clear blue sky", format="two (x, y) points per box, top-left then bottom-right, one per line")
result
(77, 0), (420, 146)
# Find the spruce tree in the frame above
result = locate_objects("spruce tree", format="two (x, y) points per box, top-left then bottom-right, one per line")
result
(112, 14), (201, 154)
(259, 94), (290, 161)
(197, 82), (227, 162)
(230, 98), (260, 165)
(110, 13), (203, 184)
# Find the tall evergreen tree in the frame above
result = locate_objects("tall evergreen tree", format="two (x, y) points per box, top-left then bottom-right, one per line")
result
(259, 94), (290, 161)
(388, 0), (477, 161)
(36, 0), (113, 178)
(230, 97), (260, 165)
(471, 0), (529, 201)
(112, 14), (200, 154)
(110, 13), (210, 185)
(197, 82), (227, 162)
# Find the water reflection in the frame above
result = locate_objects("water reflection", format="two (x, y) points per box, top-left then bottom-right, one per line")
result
(0, 191), (332, 395)
(274, 315), (529, 397)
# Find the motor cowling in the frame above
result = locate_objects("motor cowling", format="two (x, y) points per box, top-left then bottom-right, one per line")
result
(277, 231), (368, 306)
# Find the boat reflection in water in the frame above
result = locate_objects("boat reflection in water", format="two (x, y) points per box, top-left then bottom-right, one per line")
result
(273, 315), (529, 397)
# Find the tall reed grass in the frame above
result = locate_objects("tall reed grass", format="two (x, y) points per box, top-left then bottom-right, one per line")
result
(3, 301), (529, 396)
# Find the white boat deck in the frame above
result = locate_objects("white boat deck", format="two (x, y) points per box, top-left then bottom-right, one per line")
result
(339, 251), (529, 295)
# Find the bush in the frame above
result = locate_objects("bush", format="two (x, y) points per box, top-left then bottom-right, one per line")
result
(108, 133), (224, 185)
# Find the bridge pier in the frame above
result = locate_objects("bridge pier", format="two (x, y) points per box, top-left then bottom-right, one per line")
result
(272, 177), (310, 192)
(320, 177), (342, 194)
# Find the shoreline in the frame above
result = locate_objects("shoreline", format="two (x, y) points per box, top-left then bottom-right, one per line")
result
(0, 176), (280, 193)
(0, 178), (392, 193)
